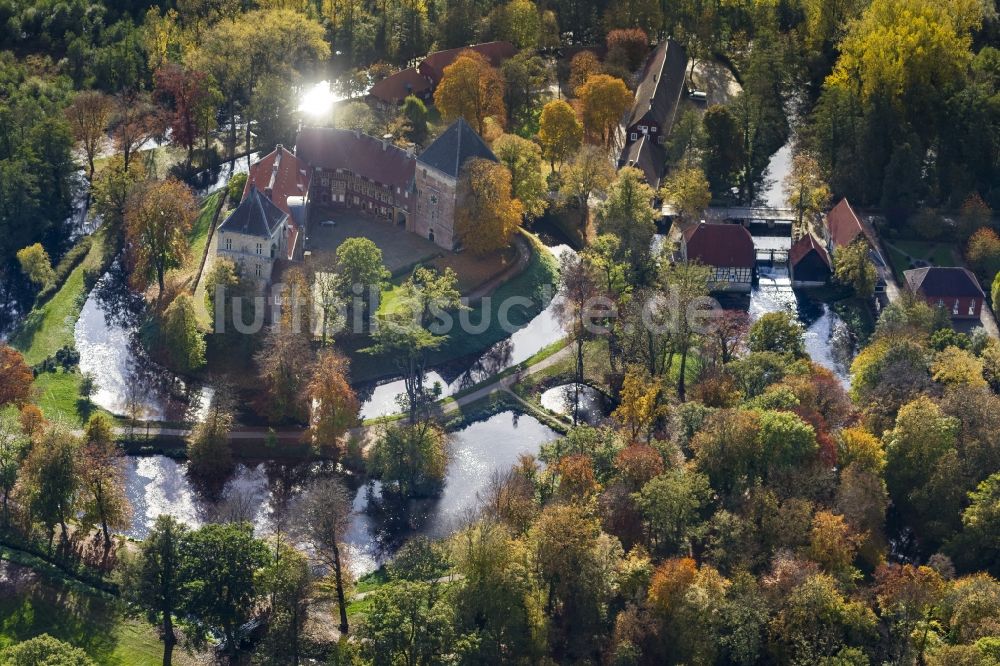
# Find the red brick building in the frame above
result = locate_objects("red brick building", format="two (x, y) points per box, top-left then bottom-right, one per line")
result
(904, 266), (985, 320)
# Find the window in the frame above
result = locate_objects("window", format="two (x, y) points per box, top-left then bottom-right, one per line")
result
(651, 126), (658, 133)
(630, 133), (637, 141)
(255, 264), (262, 277)
(256, 242), (262, 255)
(970, 299), (977, 315)
(638, 125), (647, 132)
(430, 194), (438, 205)
(225, 237), (232, 251)
(953, 299), (960, 315)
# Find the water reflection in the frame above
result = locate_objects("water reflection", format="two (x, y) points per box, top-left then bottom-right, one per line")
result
(540, 383), (606, 425)
(344, 411), (559, 573)
(75, 264), (208, 421)
(359, 244), (574, 419)
(120, 412), (560, 576)
(749, 266), (854, 384)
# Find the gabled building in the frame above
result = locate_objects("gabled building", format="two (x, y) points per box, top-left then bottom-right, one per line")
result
(621, 38), (687, 150)
(824, 198), (868, 251)
(904, 266), (985, 320)
(789, 233), (832, 287)
(412, 118), (498, 250)
(620, 134), (666, 191)
(681, 222), (755, 292)
(368, 67), (433, 108)
(242, 144), (310, 260)
(216, 185), (289, 284)
(295, 127), (416, 226)
(418, 41), (517, 87)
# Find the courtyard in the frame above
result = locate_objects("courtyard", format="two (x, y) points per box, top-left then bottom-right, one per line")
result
(304, 207), (441, 275)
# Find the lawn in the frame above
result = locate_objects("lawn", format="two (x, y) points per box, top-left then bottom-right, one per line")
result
(884, 239), (962, 283)
(10, 226), (114, 425)
(349, 232), (559, 383)
(167, 190), (223, 293)
(0, 560), (201, 665)
(11, 226), (110, 367)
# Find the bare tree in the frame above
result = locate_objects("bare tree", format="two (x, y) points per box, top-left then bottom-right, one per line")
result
(65, 91), (114, 180)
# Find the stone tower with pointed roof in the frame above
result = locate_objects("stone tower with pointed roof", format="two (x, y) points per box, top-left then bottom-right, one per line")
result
(411, 118), (498, 250)
(216, 185), (290, 285)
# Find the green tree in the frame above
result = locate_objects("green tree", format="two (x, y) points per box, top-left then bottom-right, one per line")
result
(402, 94), (428, 143)
(834, 239), (877, 297)
(661, 261), (713, 401)
(493, 133), (547, 220)
(951, 473), (1000, 577)
(186, 389), (234, 478)
(597, 166), (657, 267)
(703, 104), (745, 197)
(126, 515), (188, 666)
(257, 540), (312, 665)
(884, 396), (965, 548)
(161, 293), (206, 372)
(178, 522), (269, 658)
(495, 0), (542, 48)
(369, 421), (449, 498)
(660, 165), (711, 224)
(359, 580), (455, 665)
(335, 237), (390, 324)
(0, 407), (27, 526)
(19, 426), (78, 548)
(783, 153), (830, 233)
(79, 414), (130, 550)
(16, 243), (55, 289)
(749, 311), (805, 357)
(635, 467), (713, 555)
(0, 634), (95, 666)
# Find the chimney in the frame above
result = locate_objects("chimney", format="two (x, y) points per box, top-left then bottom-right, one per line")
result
(382, 133), (393, 151)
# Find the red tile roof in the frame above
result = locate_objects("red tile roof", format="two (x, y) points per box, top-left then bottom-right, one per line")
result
(789, 233), (831, 268)
(369, 67), (432, 105)
(418, 41), (517, 84)
(826, 198), (864, 249)
(683, 222), (755, 268)
(243, 145), (310, 218)
(294, 127), (416, 192)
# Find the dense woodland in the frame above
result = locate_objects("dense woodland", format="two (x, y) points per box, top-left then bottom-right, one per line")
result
(2, 0), (1000, 664)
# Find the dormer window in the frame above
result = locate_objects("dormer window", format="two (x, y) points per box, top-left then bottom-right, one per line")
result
(969, 299), (977, 315)
(630, 133), (637, 141)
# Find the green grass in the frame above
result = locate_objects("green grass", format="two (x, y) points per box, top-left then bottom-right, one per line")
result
(188, 191), (221, 265)
(0, 559), (192, 665)
(348, 232), (560, 383)
(30, 371), (104, 427)
(12, 226), (110, 366)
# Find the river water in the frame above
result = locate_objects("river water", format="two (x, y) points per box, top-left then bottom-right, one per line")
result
(120, 411), (559, 575)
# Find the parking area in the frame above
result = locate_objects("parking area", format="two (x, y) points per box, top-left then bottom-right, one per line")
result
(304, 207), (441, 274)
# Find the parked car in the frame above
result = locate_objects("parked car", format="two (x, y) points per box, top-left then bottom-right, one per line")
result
(688, 90), (708, 103)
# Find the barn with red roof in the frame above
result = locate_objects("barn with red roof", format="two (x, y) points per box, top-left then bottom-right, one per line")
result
(681, 222), (755, 291)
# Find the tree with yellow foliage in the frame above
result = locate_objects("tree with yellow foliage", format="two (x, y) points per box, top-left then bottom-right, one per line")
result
(434, 51), (507, 135)
(931, 345), (988, 389)
(613, 366), (663, 443)
(537, 100), (583, 171)
(455, 158), (524, 255)
(575, 74), (631, 147)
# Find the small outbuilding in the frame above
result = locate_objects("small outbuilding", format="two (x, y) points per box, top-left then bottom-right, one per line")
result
(789, 233), (832, 287)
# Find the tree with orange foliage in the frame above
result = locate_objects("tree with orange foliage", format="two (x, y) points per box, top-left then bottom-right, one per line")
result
(124, 178), (198, 295)
(606, 28), (648, 70)
(0, 345), (33, 407)
(613, 443), (664, 489)
(65, 90), (114, 180)
(808, 511), (861, 579)
(568, 51), (602, 93)
(305, 349), (360, 453)
(18, 404), (45, 439)
(874, 563), (945, 663)
(455, 158), (524, 255)
(575, 74), (631, 147)
(434, 51), (506, 135)
(554, 453), (599, 498)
